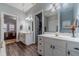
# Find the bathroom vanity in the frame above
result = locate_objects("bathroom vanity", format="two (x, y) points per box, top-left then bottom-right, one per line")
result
(38, 33), (79, 56)
(19, 32), (34, 45)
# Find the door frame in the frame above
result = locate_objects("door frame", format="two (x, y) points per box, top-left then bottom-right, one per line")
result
(33, 9), (44, 43)
(1, 12), (18, 42)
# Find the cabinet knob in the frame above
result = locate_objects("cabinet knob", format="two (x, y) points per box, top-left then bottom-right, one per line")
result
(68, 51), (70, 56)
(39, 43), (42, 45)
(40, 50), (42, 52)
(53, 46), (55, 49)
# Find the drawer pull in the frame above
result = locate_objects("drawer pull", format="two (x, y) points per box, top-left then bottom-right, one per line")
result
(40, 50), (42, 52)
(53, 46), (55, 49)
(74, 48), (79, 50)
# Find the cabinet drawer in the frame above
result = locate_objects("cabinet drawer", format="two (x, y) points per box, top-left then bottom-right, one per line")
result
(38, 42), (44, 49)
(54, 39), (66, 49)
(38, 47), (44, 55)
(38, 37), (43, 42)
(38, 42), (43, 46)
(38, 37), (44, 47)
(67, 41), (79, 51)
(38, 36), (44, 55)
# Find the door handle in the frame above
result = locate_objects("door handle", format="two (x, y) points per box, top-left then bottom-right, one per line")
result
(74, 48), (79, 50)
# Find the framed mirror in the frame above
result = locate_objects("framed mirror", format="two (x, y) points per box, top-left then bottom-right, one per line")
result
(43, 4), (59, 33)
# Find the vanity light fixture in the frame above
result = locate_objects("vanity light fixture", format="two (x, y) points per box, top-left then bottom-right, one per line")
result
(52, 3), (60, 11)
(25, 16), (33, 21)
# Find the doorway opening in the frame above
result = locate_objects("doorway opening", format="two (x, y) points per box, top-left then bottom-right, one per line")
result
(35, 12), (42, 44)
(3, 14), (17, 45)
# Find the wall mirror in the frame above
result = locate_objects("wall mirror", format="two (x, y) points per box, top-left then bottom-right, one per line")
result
(60, 3), (74, 33)
(43, 3), (60, 33)
(25, 16), (33, 32)
(60, 3), (79, 33)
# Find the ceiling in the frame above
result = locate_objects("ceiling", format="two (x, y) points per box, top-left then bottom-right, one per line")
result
(7, 3), (36, 12)
(44, 10), (57, 17)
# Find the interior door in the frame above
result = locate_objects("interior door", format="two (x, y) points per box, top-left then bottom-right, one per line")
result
(44, 38), (54, 56)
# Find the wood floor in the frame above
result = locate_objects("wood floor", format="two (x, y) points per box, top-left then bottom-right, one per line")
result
(6, 42), (38, 56)
(5, 39), (16, 45)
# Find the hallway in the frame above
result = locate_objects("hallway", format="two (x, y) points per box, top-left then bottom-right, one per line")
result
(6, 42), (38, 56)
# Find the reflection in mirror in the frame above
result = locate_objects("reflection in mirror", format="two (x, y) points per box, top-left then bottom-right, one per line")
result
(44, 4), (59, 33)
(25, 16), (33, 32)
(20, 25), (23, 30)
(60, 3), (74, 33)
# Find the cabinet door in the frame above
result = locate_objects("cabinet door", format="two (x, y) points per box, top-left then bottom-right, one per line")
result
(67, 50), (79, 56)
(67, 41), (79, 56)
(44, 38), (54, 56)
(53, 48), (66, 56)
(53, 39), (66, 56)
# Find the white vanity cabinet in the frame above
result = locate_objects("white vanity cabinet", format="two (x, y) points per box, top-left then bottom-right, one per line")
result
(19, 32), (34, 45)
(44, 38), (66, 56)
(38, 36), (66, 56)
(67, 41), (79, 56)
(38, 34), (79, 56)
(25, 32), (33, 45)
